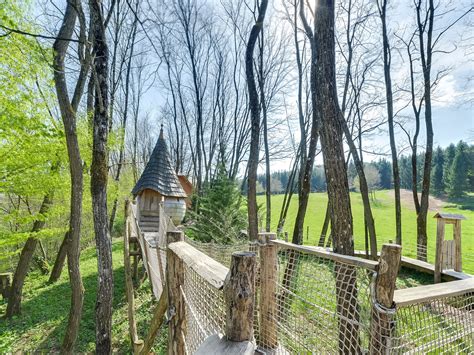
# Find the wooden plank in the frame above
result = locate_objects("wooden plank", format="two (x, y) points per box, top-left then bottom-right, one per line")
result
(272, 240), (378, 270)
(393, 278), (474, 307)
(454, 220), (462, 272)
(168, 241), (229, 289)
(435, 218), (445, 283)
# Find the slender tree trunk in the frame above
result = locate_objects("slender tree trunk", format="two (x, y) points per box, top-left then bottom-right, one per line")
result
(314, 1), (359, 352)
(48, 232), (68, 283)
(379, 0), (402, 245)
(90, 1), (113, 352)
(5, 195), (52, 317)
(52, 1), (88, 351)
(416, 0), (435, 262)
(245, 0), (269, 241)
(318, 201), (330, 247)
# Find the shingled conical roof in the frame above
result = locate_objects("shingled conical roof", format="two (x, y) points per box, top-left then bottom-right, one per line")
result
(132, 127), (187, 198)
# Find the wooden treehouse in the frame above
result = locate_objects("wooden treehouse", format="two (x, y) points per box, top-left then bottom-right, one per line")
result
(131, 126), (189, 229)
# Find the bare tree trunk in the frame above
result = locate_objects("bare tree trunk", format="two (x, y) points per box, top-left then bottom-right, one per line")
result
(257, 29), (272, 232)
(318, 201), (330, 247)
(314, 1), (359, 352)
(378, 0), (402, 245)
(90, 1), (113, 352)
(5, 194), (52, 317)
(415, 0), (435, 262)
(52, 1), (89, 351)
(48, 232), (68, 283)
(245, 0), (269, 241)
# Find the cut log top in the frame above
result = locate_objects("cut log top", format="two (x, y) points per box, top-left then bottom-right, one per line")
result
(168, 241), (229, 289)
(272, 240), (378, 271)
(393, 278), (474, 307)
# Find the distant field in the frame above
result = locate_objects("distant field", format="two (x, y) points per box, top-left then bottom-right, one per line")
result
(257, 190), (474, 273)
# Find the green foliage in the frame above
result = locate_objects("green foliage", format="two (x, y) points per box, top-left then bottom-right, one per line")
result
(186, 165), (247, 244)
(443, 143), (456, 190)
(0, 240), (167, 353)
(448, 141), (470, 197)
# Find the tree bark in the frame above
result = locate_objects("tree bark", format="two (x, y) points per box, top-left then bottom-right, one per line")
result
(245, 0), (269, 241)
(48, 232), (68, 283)
(5, 194), (52, 317)
(415, 0), (434, 262)
(314, 1), (360, 352)
(89, 1), (113, 352)
(52, 1), (89, 351)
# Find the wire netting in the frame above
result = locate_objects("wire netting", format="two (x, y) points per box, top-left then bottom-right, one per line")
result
(180, 255), (227, 354)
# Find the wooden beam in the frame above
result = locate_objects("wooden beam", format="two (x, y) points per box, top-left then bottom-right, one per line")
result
(168, 241), (228, 289)
(124, 200), (144, 354)
(435, 218), (445, 283)
(258, 233), (278, 350)
(167, 235), (186, 354)
(271, 240), (378, 270)
(140, 289), (168, 355)
(454, 220), (462, 272)
(393, 278), (474, 307)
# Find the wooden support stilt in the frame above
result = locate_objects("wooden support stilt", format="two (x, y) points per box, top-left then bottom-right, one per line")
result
(140, 290), (168, 355)
(124, 200), (144, 353)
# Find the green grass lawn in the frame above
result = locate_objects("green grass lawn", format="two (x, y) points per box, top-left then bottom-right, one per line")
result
(0, 239), (167, 353)
(258, 190), (474, 273)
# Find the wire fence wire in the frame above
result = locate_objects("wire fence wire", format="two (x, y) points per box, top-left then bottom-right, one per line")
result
(173, 238), (473, 354)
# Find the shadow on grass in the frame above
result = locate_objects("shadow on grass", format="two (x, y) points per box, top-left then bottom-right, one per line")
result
(0, 241), (130, 353)
(444, 194), (474, 211)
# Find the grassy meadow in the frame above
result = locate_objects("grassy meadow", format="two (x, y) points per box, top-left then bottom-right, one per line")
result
(0, 240), (165, 353)
(258, 190), (474, 272)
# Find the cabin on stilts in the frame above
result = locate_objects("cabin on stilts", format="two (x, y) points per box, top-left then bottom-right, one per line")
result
(132, 126), (189, 228)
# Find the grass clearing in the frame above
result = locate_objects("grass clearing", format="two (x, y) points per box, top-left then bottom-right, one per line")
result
(0, 239), (167, 353)
(258, 190), (474, 273)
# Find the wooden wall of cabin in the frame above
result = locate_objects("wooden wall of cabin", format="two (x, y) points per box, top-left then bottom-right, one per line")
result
(137, 189), (163, 218)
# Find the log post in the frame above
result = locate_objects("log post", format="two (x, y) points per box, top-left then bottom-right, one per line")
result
(124, 200), (144, 353)
(454, 220), (462, 272)
(434, 218), (445, 283)
(258, 233), (278, 349)
(370, 243), (401, 354)
(167, 230), (185, 355)
(224, 252), (256, 342)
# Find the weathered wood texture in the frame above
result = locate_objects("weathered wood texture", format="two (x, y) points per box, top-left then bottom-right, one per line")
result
(258, 233), (278, 349)
(394, 278), (474, 307)
(124, 201), (143, 353)
(370, 244), (401, 354)
(168, 241), (228, 289)
(224, 252), (256, 342)
(195, 334), (255, 355)
(435, 218), (446, 283)
(167, 232), (186, 355)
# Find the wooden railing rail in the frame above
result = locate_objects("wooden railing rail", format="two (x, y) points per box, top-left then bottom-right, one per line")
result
(393, 278), (474, 307)
(271, 239), (379, 271)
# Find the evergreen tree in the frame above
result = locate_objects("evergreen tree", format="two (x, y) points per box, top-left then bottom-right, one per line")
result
(187, 164), (247, 243)
(431, 146), (444, 196)
(448, 141), (470, 197)
(376, 159), (392, 189)
(443, 143), (456, 190)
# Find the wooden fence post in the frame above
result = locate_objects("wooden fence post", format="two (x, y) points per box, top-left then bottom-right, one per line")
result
(258, 233), (278, 350)
(166, 230), (185, 355)
(124, 200), (144, 353)
(454, 220), (462, 272)
(370, 243), (401, 354)
(434, 218), (445, 283)
(224, 251), (256, 342)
